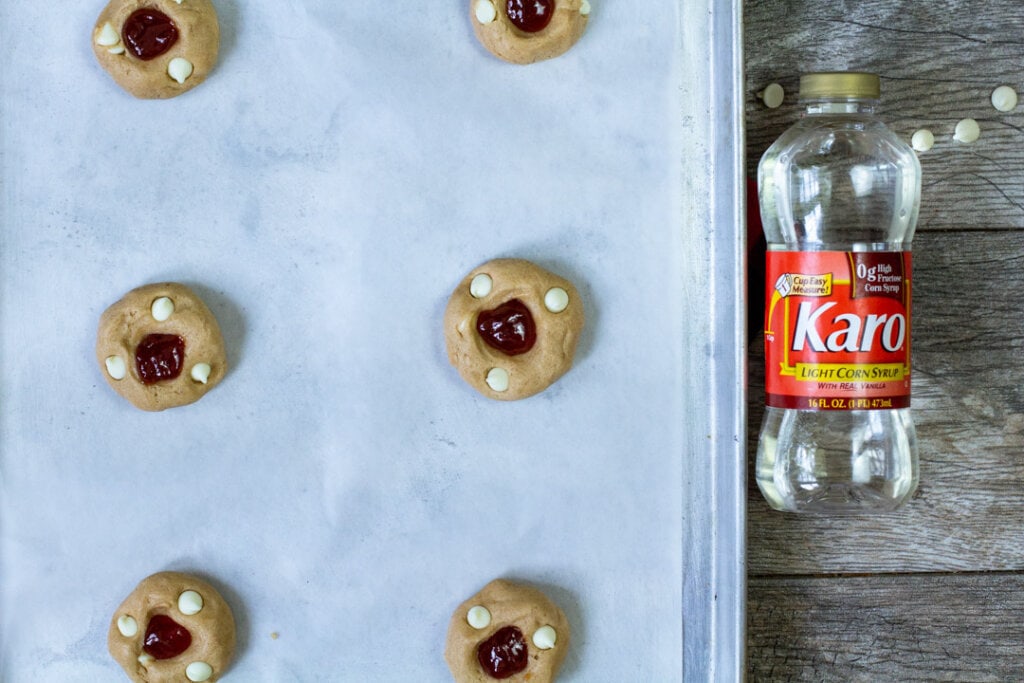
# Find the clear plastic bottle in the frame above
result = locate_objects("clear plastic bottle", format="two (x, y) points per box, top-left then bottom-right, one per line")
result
(756, 72), (920, 513)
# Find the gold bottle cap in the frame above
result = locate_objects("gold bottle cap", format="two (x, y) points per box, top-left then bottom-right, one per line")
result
(799, 72), (880, 99)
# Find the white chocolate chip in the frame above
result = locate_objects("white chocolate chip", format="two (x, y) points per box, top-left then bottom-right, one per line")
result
(911, 129), (934, 152)
(138, 653), (156, 667)
(185, 662), (214, 682)
(178, 590), (204, 616)
(191, 363), (212, 385)
(485, 367), (509, 393)
(96, 22), (120, 47)
(991, 85), (1018, 112)
(474, 0), (497, 24)
(544, 287), (570, 313)
(151, 296), (175, 322)
(116, 615), (138, 637)
(470, 273), (493, 299)
(108, 45), (125, 55)
(580, 0), (591, 15)
(533, 625), (558, 650)
(168, 57), (194, 84)
(759, 83), (785, 109)
(954, 118), (980, 143)
(105, 356), (127, 381)
(466, 605), (492, 630)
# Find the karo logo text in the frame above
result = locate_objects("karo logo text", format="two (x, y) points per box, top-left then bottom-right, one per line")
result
(792, 302), (906, 354)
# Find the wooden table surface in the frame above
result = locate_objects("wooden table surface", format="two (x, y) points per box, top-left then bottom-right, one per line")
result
(743, 1), (1024, 680)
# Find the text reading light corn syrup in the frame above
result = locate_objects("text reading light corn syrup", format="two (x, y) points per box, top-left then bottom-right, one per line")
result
(765, 251), (911, 411)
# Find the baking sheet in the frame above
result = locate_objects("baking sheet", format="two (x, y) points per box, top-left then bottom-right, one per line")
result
(0, 0), (746, 680)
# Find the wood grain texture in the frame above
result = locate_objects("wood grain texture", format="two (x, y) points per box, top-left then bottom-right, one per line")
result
(745, 0), (1024, 231)
(748, 573), (1024, 682)
(744, 1), (1024, 678)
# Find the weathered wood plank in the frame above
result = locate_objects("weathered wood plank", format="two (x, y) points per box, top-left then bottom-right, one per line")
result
(743, 1), (1024, 679)
(746, 233), (1024, 575)
(748, 572), (1024, 682)
(744, 0), (1024, 231)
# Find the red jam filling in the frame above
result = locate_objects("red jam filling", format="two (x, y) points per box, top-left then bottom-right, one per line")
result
(477, 625), (529, 679)
(506, 0), (555, 33)
(143, 614), (192, 660)
(476, 299), (536, 356)
(122, 9), (179, 61)
(135, 334), (185, 385)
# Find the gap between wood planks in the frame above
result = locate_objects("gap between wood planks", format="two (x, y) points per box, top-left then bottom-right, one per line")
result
(749, 568), (1024, 580)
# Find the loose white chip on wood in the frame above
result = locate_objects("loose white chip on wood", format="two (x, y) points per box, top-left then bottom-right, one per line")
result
(991, 85), (1018, 112)
(759, 83), (785, 109)
(911, 129), (935, 152)
(953, 118), (980, 143)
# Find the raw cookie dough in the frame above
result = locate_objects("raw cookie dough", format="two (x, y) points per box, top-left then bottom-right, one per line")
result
(92, 0), (220, 99)
(96, 282), (227, 411)
(445, 578), (571, 683)
(470, 0), (590, 64)
(444, 258), (585, 401)
(108, 571), (236, 683)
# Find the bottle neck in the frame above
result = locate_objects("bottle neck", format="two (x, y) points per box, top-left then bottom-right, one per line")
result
(801, 98), (878, 115)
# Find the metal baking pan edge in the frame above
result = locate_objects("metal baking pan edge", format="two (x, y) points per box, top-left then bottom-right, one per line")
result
(678, 0), (747, 679)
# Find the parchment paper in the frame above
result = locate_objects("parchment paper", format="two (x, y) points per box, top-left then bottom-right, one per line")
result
(0, 1), (702, 680)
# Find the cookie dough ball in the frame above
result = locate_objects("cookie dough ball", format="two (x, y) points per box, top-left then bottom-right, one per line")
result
(96, 282), (227, 411)
(445, 579), (571, 683)
(444, 258), (585, 401)
(471, 0), (590, 64)
(92, 0), (220, 99)
(108, 571), (236, 683)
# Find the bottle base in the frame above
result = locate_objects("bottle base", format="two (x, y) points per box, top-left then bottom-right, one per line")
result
(756, 477), (917, 514)
(755, 407), (919, 514)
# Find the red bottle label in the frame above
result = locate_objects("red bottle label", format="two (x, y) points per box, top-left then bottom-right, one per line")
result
(764, 251), (912, 410)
